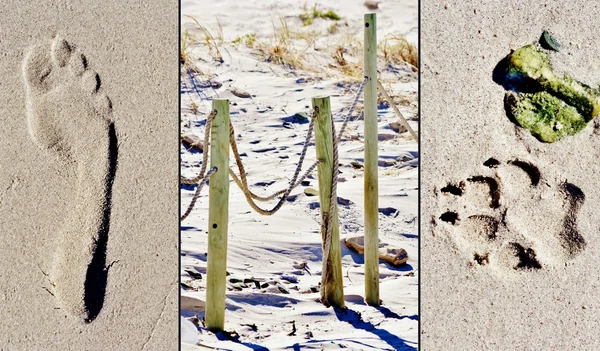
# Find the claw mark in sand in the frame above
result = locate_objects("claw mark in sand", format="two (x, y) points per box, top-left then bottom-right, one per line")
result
(23, 36), (118, 323)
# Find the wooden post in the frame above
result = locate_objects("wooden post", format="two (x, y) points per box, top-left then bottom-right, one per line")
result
(311, 96), (345, 309)
(363, 13), (380, 306)
(205, 99), (230, 331)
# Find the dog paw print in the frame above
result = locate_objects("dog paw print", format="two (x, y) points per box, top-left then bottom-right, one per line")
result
(435, 158), (586, 271)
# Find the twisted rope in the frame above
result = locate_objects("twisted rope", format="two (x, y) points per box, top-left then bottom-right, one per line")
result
(228, 163), (318, 202)
(181, 76), (367, 229)
(181, 110), (217, 185)
(228, 110), (318, 215)
(228, 76), (367, 208)
(337, 76), (368, 142)
(181, 166), (218, 221)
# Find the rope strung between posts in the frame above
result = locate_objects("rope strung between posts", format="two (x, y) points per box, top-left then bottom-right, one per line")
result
(227, 110), (318, 215)
(181, 110), (217, 185)
(179, 108), (316, 219)
(227, 76), (367, 212)
(181, 166), (218, 221)
(337, 76), (368, 142)
(180, 109), (216, 221)
(228, 163), (319, 202)
(180, 76), (367, 222)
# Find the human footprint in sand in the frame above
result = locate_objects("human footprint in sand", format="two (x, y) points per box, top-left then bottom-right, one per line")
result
(23, 36), (117, 323)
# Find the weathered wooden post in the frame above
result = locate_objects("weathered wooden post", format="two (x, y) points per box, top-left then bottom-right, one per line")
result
(311, 96), (345, 308)
(363, 13), (380, 306)
(205, 99), (230, 330)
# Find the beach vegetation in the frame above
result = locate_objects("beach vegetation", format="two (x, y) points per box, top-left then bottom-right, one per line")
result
(300, 4), (341, 26)
(233, 33), (257, 47)
(379, 34), (418, 69)
(185, 15), (225, 62)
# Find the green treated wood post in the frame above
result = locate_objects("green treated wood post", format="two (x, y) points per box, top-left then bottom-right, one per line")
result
(363, 13), (380, 306)
(311, 96), (345, 309)
(205, 99), (230, 331)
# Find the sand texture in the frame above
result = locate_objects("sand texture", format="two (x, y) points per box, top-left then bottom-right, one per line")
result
(0, 1), (177, 349)
(422, 1), (600, 349)
(180, 0), (418, 349)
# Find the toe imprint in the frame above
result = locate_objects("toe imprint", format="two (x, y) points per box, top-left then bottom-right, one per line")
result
(81, 70), (101, 94)
(466, 176), (501, 209)
(51, 38), (71, 68)
(69, 53), (87, 76)
(437, 157), (586, 272)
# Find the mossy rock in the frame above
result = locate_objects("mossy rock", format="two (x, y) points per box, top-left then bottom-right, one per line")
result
(503, 42), (600, 142)
(506, 91), (587, 143)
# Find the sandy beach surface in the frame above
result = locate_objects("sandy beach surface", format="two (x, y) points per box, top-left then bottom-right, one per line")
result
(422, 1), (600, 349)
(180, 0), (418, 349)
(0, 1), (178, 349)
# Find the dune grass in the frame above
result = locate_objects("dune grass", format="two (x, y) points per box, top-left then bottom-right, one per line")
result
(380, 34), (418, 69)
(185, 15), (225, 63)
(255, 16), (317, 70)
(182, 8), (417, 79)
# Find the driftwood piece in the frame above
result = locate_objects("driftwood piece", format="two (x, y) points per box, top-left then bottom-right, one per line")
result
(344, 236), (408, 266)
(181, 132), (203, 152)
(181, 295), (206, 312)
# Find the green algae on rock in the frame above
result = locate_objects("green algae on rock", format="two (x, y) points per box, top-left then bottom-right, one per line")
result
(504, 43), (600, 142)
(507, 44), (555, 83)
(506, 91), (587, 143)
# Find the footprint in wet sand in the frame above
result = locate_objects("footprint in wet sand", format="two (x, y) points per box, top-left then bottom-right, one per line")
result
(435, 158), (585, 272)
(23, 36), (118, 323)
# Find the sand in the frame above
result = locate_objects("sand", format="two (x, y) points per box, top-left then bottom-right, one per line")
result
(0, 1), (178, 349)
(422, 1), (600, 349)
(180, 0), (418, 349)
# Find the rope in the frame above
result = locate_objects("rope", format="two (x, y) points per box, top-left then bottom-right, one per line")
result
(181, 110), (217, 185)
(228, 162), (318, 202)
(180, 77), (367, 251)
(180, 77), (369, 306)
(319, 105), (342, 305)
(227, 76), (367, 207)
(227, 110), (318, 215)
(337, 76), (368, 142)
(180, 166), (218, 221)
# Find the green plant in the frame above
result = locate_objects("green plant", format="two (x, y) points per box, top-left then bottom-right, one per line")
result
(503, 43), (600, 142)
(233, 33), (257, 47)
(300, 4), (341, 26)
(328, 23), (339, 34)
(180, 30), (193, 68)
